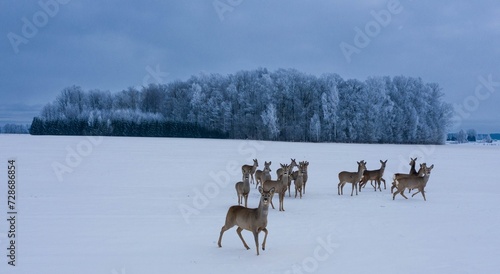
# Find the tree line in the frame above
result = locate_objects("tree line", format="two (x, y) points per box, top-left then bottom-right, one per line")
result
(30, 68), (453, 144)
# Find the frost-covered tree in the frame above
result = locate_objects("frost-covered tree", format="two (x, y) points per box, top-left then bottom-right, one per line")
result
(457, 129), (468, 143)
(261, 103), (280, 140)
(32, 68), (453, 143)
(467, 129), (477, 142)
(309, 113), (321, 142)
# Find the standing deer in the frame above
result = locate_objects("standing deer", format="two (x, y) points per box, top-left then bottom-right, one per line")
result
(218, 186), (275, 255)
(235, 169), (251, 207)
(276, 158), (297, 179)
(294, 162), (306, 199)
(338, 160), (366, 196)
(255, 161), (272, 189)
(409, 157), (418, 175)
(301, 161), (309, 195)
(289, 161), (309, 196)
(359, 160), (387, 191)
(264, 163), (290, 211)
(392, 164), (434, 201)
(241, 159), (258, 185)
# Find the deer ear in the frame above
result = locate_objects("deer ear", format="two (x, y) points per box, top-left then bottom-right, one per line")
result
(269, 187), (275, 194)
(258, 186), (263, 193)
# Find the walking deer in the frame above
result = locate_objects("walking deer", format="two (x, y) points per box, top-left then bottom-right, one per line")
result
(359, 160), (387, 192)
(235, 169), (251, 207)
(338, 160), (366, 196)
(390, 158), (421, 194)
(218, 186), (275, 255)
(392, 164), (434, 201)
(242, 159), (258, 185)
(255, 161), (272, 189)
(264, 163), (290, 211)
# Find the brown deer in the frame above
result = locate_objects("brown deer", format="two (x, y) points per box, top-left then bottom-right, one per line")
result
(294, 162), (306, 199)
(218, 186), (275, 255)
(359, 160), (387, 192)
(289, 161), (309, 196)
(235, 169), (251, 207)
(255, 161), (271, 189)
(338, 160), (366, 196)
(241, 159), (258, 185)
(392, 164), (434, 201)
(264, 163), (290, 211)
(391, 158), (421, 194)
(300, 161), (309, 195)
(276, 158), (297, 179)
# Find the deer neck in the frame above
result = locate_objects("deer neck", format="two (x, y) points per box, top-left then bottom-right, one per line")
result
(357, 166), (364, 178)
(422, 173), (431, 185)
(410, 163), (417, 174)
(280, 173), (289, 185)
(257, 199), (270, 218)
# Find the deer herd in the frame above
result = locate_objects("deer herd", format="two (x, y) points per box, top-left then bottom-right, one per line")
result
(218, 157), (435, 255)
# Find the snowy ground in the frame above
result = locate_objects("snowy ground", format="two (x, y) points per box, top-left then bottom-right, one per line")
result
(1, 135), (499, 274)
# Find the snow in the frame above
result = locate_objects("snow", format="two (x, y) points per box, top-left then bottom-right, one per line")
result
(1, 135), (499, 273)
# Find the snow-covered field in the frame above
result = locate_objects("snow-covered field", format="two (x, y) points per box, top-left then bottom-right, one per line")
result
(1, 135), (499, 274)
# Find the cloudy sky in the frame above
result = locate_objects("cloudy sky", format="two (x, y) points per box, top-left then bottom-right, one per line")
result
(1, 0), (499, 133)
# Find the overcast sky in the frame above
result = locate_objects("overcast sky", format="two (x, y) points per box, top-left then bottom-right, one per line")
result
(1, 0), (499, 133)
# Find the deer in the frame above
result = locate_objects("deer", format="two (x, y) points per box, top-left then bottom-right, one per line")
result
(300, 161), (309, 195)
(218, 186), (275, 255)
(338, 160), (366, 196)
(235, 169), (251, 207)
(276, 158), (297, 180)
(392, 164), (434, 201)
(390, 158), (420, 194)
(241, 159), (258, 185)
(288, 160), (309, 196)
(359, 160), (387, 192)
(263, 163), (290, 211)
(255, 161), (272, 189)
(294, 162), (306, 199)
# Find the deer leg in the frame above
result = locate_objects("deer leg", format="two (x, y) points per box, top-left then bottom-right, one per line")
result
(303, 182), (306, 194)
(412, 188), (426, 201)
(381, 178), (386, 189)
(399, 189), (409, 199)
(261, 228), (268, 251)
(269, 193), (275, 209)
(236, 227), (250, 250)
(218, 225), (231, 247)
(279, 192), (285, 211)
(244, 194), (248, 208)
(338, 182), (343, 195)
(351, 182), (358, 196)
(252, 230), (260, 255)
(391, 180), (397, 193)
